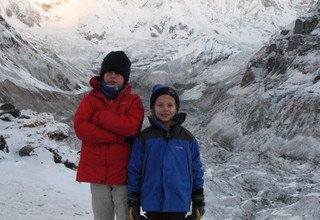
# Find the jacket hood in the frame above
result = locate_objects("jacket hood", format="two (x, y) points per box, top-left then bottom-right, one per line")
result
(89, 76), (102, 89)
(148, 112), (187, 131)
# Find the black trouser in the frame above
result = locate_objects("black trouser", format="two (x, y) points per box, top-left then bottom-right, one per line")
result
(146, 211), (187, 220)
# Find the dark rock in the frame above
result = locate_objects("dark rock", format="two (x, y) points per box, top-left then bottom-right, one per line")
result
(281, 30), (290, 36)
(241, 69), (255, 87)
(0, 103), (20, 118)
(314, 75), (320, 83)
(19, 115), (31, 119)
(0, 103), (15, 111)
(266, 44), (277, 54)
(266, 57), (277, 73)
(19, 145), (35, 157)
(45, 147), (77, 170)
(293, 16), (319, 35)
(0, 135), (9, 153)
(288, 35), (305, 51)
(10, 109), (20, 118)
(47, 131), (68, 141)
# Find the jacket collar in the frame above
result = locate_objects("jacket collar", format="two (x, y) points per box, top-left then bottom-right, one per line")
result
(148, 112), (187, 131)
(89, 76), (131, 99)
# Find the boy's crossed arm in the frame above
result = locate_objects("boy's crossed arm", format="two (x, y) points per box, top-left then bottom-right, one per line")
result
(91, 98), (144, 137)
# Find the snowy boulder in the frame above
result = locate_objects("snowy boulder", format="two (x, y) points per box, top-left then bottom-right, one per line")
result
(0, 113), (14, 121)
(18, 145), (35, 157)
(44, 123), (69, 141)
(20, 112), (54, 128)
(45, 147), (77, 170)
(0, 103), (20, 119)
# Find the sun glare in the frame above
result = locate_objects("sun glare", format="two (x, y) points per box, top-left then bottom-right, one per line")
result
(28, 0), (101, 29)
(31, 0), (56, 3)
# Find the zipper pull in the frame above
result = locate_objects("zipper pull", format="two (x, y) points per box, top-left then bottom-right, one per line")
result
(164, 132), (170, 143)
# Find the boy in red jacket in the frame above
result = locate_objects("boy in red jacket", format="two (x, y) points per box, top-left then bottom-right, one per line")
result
(74, 51), (144, 220)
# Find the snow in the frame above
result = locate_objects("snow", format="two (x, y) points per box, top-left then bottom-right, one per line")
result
(1, 156), (91, 220)
(180, 84), (206, 101)
(1, 0), (311, 77)
(0, 110), (92, 220)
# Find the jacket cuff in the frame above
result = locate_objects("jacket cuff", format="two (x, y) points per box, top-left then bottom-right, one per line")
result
(129, 192), (140, 197)
(192, 188), (204, 196)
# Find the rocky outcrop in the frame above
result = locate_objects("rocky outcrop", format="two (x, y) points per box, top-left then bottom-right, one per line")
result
(237, 10), (320, 141)
(241, 13), (319, 88)
(5, 1), (41, 27)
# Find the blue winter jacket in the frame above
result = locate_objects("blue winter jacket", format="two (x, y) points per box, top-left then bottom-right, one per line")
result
(128, 113), (204, 212)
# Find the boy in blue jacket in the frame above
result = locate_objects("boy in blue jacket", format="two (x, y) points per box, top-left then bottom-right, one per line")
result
(127, 84), (205, 220)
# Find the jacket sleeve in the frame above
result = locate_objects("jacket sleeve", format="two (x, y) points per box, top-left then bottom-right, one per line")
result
(127, 138), (144, 194)
(92, 95), (144, 137)
(191, 138), (204, 190)
(74, 94), (124, 144)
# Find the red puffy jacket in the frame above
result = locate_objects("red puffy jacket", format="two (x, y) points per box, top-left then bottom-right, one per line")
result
(74, 76), (144, 185)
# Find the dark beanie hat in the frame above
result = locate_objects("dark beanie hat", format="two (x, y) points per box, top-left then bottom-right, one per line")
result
(99, 51), (131, 83)
(150, 84), (180, 111)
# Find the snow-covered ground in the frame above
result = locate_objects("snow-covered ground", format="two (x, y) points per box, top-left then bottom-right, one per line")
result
(0, 110), (92, 220)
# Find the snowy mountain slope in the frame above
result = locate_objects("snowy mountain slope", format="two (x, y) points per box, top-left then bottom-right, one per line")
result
(184, 5), (320, 219)
(0, 0), (316, 115)
(0, 15), (88, 112)
(1, 0), (317, 88)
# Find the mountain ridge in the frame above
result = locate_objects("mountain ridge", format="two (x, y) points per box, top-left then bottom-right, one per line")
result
(0, 14), (87, 112)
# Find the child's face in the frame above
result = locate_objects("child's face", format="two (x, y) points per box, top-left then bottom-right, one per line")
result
(152, 94), (177, 128)
(103, 71), (124, 86)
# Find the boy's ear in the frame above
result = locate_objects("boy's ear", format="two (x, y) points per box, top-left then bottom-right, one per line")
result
(147, 108), (152, 117)
(150, 108), (155, 116)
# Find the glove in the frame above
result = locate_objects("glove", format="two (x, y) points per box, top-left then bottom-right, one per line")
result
(191, 188), (205, 220)
(128, 192), (141, 220)
(124, 137), (135, 145)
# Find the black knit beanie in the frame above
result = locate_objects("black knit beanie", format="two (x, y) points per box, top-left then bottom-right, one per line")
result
(150, 84), (180, 111)
(99, 51), (131, 83)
